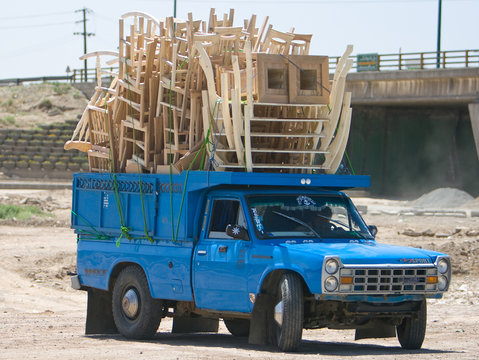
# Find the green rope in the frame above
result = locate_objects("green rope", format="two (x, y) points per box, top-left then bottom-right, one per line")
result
(173, 124), (212, 242)
(96, 59), (154, 247)
(116, 226), (133, 247)
(344, 150), (356, 175)
(71, 210), (111, 240)
(99, 89), (134, 246)
(170, 99), (219, 243)
(168, 96), (220, 243)
(167, 56), (189, 243)
(125, 70), (154, 243)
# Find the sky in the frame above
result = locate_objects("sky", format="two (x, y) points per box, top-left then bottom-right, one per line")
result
(0, 0), (478, 79)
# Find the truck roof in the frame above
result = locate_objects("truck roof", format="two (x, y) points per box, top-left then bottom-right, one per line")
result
(73, 171), (370, 194)
(71, 171), (369, 241)
(183, 171), (370, 191)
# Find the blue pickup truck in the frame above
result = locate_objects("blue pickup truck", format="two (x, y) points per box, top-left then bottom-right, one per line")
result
(70, 171), (451, 351)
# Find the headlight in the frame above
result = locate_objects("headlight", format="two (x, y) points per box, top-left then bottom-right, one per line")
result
(438, 275), (448, 291)
(438, 258), (449, 274)
(324, 276), (338, 292)
(325, 259), (339, 274)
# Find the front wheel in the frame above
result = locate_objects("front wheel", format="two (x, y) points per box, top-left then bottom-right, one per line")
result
(112, 265), (162, 339)
(271, 273), (304, 352)
(396, 300), (427, 349)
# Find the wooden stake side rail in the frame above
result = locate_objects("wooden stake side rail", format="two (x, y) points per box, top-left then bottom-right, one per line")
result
(64, 8), (353, 175)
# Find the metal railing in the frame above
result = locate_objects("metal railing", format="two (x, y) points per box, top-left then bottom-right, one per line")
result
(0, 49), (477, 86)
(71, 67), (118, 83)
(329, 49), (479, 72)
(0, 75), (73, 85)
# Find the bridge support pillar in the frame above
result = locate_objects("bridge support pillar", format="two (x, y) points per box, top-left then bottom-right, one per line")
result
(469, 103), (479, 162)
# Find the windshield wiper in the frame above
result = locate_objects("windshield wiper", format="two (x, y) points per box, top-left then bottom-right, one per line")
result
(272, 211), (322, 240)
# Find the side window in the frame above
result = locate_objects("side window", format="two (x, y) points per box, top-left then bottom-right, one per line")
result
(208, 199), (245, 239)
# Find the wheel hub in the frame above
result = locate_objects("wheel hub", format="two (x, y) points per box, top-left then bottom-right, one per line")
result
(274, 300), (283, 326)
(122, 288), (139, 319)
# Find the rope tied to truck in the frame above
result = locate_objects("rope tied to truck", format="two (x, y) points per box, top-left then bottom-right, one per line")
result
(167, 56), (190, 243)
(71, 210), (111, 241)
(169, 94), (221, 243)
(124, 66), (154, 244)
(96, 61), (154, 246)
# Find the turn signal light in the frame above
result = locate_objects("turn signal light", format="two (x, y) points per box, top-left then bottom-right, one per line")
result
(341, 277), (353, 284)
(427, 276), (438, 284)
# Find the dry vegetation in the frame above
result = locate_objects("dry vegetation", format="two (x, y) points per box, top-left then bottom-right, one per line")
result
(0, 83), (87, 129)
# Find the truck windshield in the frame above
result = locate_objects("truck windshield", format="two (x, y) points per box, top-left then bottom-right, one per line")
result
(246, 194), (372, 240)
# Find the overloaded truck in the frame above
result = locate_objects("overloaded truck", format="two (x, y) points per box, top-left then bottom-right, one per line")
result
(70, 171), (451, 351)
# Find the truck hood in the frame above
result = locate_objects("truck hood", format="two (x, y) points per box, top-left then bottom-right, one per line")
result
(279, 241), (442, 265)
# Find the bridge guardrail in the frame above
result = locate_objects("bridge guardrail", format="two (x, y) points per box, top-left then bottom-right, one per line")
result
(1, 50), (477, 85)
(329, 49), (479, 72)
(0, 75), (73, 85)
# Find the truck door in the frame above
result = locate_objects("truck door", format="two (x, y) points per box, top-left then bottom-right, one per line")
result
(193, 197), (251, 312)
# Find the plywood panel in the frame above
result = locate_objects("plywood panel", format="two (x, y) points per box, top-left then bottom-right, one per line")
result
(288, 55), (330, 104)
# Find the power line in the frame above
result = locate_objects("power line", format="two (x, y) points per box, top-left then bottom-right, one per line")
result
(0, 10), (74, 21)
(142, 0), (477, 2)
(0, 21), (74, 30)
(92, 13), (117, 24)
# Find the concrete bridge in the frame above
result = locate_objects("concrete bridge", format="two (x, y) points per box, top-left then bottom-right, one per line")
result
(346, 66), (479, 161)
(346, 67), (479, 106)
(344, 67), (479, 197)
(71, 66), (479, 197)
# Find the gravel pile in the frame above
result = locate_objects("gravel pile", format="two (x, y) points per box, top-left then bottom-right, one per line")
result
(411, 188), (474, 209)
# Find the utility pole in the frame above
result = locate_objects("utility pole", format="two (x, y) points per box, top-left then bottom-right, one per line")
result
(74, 8), (95, 81)
(436, 0), (442, 68)
(174, 0), (177, 18)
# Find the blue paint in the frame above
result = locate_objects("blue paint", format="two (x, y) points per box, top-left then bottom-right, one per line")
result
(72, 171), (449, 313)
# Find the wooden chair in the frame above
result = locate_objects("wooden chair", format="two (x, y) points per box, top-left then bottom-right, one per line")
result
(208, 8), (234, 32)
(118, 36), (159, 171)
(260, 28), (294, 55)
(289, 33), (313, 55)
(65, 51), (120, 172)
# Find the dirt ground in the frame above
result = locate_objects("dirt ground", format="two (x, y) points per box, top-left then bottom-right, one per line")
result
(0, 83), (87, 129)
(0, 188), (479, 359)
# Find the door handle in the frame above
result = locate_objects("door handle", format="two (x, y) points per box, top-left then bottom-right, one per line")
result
(219, 246), (228, 253)
(197, 250), (207, 256)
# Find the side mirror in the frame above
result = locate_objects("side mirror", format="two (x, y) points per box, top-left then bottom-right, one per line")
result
(226, 224), (249, 240)
(368, 225), (378, 237)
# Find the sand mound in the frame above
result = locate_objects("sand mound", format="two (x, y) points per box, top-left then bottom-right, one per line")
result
(411, 187), (474, 209)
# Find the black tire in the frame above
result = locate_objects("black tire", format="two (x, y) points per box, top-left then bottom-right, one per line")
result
(271, 273), (304, 352)
(396, 300), (427, 349)
(112, 265), (162, 339)
(224, 318), (250, 337)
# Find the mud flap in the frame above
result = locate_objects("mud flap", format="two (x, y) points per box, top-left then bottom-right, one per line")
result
(248, 293), (274, 346)
(172, 316), (219, 333)
(85, 289), (118, 335)
(355, 323), (396, 340)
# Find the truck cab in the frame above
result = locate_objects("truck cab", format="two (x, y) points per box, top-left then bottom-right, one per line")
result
(71, 171), (451, 351)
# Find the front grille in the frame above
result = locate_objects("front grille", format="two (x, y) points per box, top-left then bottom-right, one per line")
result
(339, 267), (438, 294)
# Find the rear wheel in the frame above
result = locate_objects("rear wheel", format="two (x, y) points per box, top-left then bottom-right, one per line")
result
(396, 300), (427, 349)
(112, 265), (162, 339)
(271, 273), (304, 352)
(224, 318), (250, 337)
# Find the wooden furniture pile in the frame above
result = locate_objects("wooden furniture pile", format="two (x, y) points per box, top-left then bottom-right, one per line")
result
(65, 9), (353, 174)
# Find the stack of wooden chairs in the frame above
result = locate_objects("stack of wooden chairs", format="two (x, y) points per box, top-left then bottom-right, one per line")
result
(65, 9), (353, 175)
